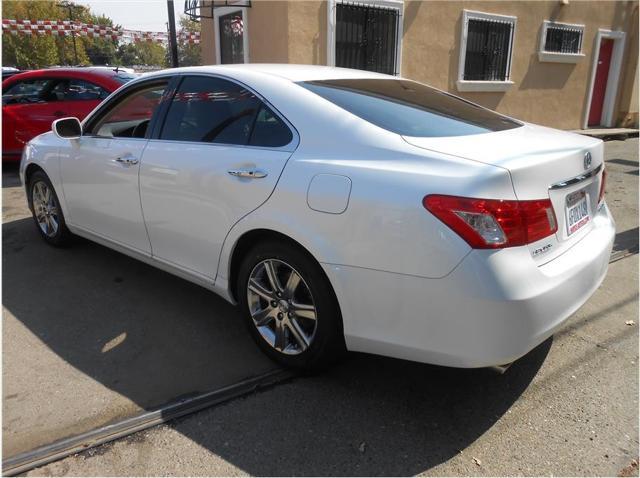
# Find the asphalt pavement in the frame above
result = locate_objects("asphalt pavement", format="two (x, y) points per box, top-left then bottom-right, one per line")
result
(4, 138), (638, 476)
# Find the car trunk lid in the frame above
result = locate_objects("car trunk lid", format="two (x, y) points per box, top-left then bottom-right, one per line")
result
(403, 123), (606, 264)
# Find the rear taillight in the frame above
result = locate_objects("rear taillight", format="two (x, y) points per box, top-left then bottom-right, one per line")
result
(598, 168), (607, 204)
(423, 195), (558, 249)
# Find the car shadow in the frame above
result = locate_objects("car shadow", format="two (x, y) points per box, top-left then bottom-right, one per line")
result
(2, 216), (277, 456)
(3, 214), (548, 473)
(2, 162), (21, 188)
(166, 342), (550, 476)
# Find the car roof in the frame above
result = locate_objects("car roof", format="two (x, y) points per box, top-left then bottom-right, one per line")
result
(5, 67), (135, 90)
(141, 64), (395, 83)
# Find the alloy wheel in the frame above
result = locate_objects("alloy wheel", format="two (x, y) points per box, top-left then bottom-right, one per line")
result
(32, 180), (59, 238)
(247, 259), (318, 355)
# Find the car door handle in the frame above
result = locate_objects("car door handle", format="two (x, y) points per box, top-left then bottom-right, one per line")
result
(53, 110), (66, 117)
(228, 169), (268, 179)
(114, 155), (139, 166)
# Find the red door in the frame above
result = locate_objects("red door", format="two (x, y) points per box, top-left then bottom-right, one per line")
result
(588, 39), (614, 126)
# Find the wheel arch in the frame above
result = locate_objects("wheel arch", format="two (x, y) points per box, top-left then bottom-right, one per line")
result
(226, 228), (339, 311)
(24, 163), (47, 207)
(24, 162), (46, 185)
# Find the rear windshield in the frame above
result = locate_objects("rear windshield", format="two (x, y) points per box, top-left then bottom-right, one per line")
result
(300, 79), (521, 137)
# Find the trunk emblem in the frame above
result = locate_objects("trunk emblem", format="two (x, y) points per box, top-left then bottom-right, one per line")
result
(584, 152), (592, 170)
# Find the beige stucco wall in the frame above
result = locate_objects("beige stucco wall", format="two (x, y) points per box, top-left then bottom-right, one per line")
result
(200, 1), (216, 65)
(249, 1), (290, 62)
(616, 3), (639, 127)
(402, 1), (638, 129)
(200, 0), (638, 129)
(286, 1), (327, 65)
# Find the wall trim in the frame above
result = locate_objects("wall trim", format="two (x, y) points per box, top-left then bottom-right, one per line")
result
(213, 5), (250, 64)
(456, 80), (514, 92)
(583, 29), (626, 128)
(326, 0), (404, 75)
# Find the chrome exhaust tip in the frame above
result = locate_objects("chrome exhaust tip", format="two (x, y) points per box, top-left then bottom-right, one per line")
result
(489, 362), (513, 374)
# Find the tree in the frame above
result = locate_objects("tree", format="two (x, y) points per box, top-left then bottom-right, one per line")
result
(2, 0), (91, 68)
(78, 13), (119, 66)
(117, 41), (167, 68)
(177, 16), (201, 67)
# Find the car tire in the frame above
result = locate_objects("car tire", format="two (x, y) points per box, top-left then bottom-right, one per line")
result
(28, 170), (73, 247)
(237, 240), (346, 372)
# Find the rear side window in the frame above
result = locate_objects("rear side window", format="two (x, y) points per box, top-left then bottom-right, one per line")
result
(160, 76), (293, 147)
(160, 76), (259, 145)
(249, 104), (293, 147)
(300, 78), (521, 137)
(2, 79), (52, 105)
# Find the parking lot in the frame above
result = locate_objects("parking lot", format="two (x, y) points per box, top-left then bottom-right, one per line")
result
(3, 138), (639, 476)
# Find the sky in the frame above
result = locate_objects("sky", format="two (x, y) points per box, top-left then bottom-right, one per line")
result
(75, 0), (185, 32)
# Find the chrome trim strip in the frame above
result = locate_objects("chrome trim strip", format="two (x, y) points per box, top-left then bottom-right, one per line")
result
(549, 163), (603, 190)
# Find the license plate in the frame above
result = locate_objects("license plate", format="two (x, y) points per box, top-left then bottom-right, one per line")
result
(565, 191), (590, 236)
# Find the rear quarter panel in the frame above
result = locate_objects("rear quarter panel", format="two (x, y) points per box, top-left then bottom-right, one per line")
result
(217, 129), (516, 288)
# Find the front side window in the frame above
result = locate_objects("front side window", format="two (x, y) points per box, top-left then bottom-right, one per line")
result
(457, 11), (517, 91)
(90, 82), (168, 138)
(301, 78), (521, 137)
(218, 10), (245, 64)
(335, 2), (400, 75)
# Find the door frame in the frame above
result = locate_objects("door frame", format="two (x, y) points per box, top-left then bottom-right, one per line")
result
(583, 29), (626, 129)
(214, 6), (250, 64)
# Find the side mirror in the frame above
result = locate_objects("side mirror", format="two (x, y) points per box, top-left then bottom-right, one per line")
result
(52, 117), (82, 140)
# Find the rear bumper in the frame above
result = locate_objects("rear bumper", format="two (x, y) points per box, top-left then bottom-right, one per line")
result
(323, 203), (615, 368)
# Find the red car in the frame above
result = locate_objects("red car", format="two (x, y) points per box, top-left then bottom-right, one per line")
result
(2, 67), (137, 161)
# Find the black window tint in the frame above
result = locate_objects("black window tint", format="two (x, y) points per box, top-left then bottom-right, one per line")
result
(249, 105), (293, 147)
(161, 76), (259, 145)
(300, 79), (521, 137)
(2, 79), (52, 105)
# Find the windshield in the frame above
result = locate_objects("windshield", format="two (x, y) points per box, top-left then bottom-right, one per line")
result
(113, 73), (139, 84)
(300, 79), (521, 137)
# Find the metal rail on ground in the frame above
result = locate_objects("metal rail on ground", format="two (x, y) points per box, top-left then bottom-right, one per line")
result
(2, 369), (294, 476)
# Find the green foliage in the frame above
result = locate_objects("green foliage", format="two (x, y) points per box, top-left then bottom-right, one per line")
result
(79, 14), (119, 66)
(2, 0), (172, 69)
(2, 0), (90, 68)
(177, 16), (201, 67)
(116, 41), (167, 67)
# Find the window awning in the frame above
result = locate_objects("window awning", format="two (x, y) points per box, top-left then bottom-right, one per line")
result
(184, 0), (252, 21)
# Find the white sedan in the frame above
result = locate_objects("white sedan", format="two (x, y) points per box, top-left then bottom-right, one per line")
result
(20, 64), (615, 371)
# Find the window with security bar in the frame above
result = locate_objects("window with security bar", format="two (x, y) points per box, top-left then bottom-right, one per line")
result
(462, 15), (515, 82)
(542, 22), (583, 54)
(335, 2), (400, 75)
(218, 11), (245, 64)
